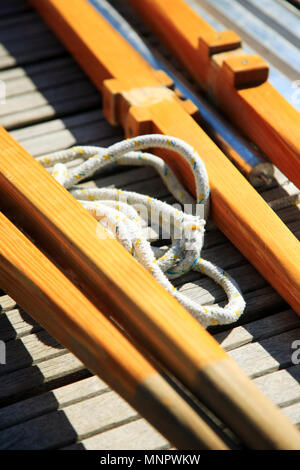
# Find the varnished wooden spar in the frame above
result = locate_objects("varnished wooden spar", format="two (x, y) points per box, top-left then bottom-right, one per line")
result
(0, 212), (229, 450)
(0, 0), (296, 448)
(128, 0), (300, 189)
(1, 129), (300, 451)
(30, 0), (300, 318)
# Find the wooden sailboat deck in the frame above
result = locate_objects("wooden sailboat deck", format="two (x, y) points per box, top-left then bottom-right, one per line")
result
(0, 0), (299, 449)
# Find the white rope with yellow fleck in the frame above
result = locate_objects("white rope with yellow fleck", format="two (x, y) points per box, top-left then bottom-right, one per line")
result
(38, 134), (245, 328)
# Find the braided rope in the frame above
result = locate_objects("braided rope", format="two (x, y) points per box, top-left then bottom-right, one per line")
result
(38, 134), (245, 328)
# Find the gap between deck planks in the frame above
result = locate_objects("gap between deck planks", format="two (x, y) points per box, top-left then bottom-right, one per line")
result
(0, 0), (299, 450)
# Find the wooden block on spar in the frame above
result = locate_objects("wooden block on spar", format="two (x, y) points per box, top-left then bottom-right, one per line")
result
(222, 54), (269, 88)
(198, 30), (241, 57)
(128, 0), (300, 188)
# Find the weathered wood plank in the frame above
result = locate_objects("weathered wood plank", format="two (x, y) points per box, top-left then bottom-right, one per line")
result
(0, 0), (299, 447)
(260, 182), (300, 202)
(276, 205), (300, 225)
(0, 353), (87, 404)
(0, 308), (40, 342)
(0, 299), (293, 387)
(0, 331), (65, 377)
(0, 295), (16, 312)
(0, 375), (108, 431)
(0, 16), (50, 43)
(215, 310), (300, 351)
(0, 0), (30, 17)
(254, 366), (300, 408)
(10, 109), (102, 142)
(179, 264), (268, 305)
(236, 287), (286, 322)
(0, 80), (96, 119)
(0, 285), (285, 349)
(14, 119), (122, 157)
(65, 418), (168, 450)
(0, 392), (139, 450)
(0, 34), (65, 70)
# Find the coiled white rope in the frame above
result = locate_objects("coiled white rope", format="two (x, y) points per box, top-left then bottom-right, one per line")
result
(38, 134), (245, 328)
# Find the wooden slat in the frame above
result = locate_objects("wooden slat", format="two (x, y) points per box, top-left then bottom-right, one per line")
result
(2, 156), (282, 316)
(30, 0), (300, 319)
(0, 81), (95, 117)
(0, 287), (287, 384)
(1, 130), (299, 450)
(1, 0), (298, 448)
(0, 56), (76, 81)
(0, 331), (65, 377)
(0, 0), (29, 16)
(0, 16), (49, 43)
(219, 287), (285, 324)
(0, 308), (40, 342)
(236, 0), (300, 48)
(1, 311), (298, 445)
(145, 100), (300, 311)
(10, 109), (103, 143)
(0, 295), (16, 312)
(4, 2), (300, 448)
(1, 98), (102, 131)
(283, 403), (300, 426)
(199, 0), (300, 76)
(13, 117), (121, 156)
(0, 11), (40, 30)
(3, 62), (86, 99)
(0, 34), (65, 70)
(0, 279), (287, 345)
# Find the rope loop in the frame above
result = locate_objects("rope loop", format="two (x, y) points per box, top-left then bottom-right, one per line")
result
(38, 134), (245, 328)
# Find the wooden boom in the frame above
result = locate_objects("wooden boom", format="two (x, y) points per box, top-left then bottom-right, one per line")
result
(12, 0), (298, 448)
(128, 0), (300, 189)
(0, 213), (230, 450)
(1, 121), (300, 449)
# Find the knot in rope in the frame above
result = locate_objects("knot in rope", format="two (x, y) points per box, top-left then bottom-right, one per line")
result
(38, 134), (245, 328)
